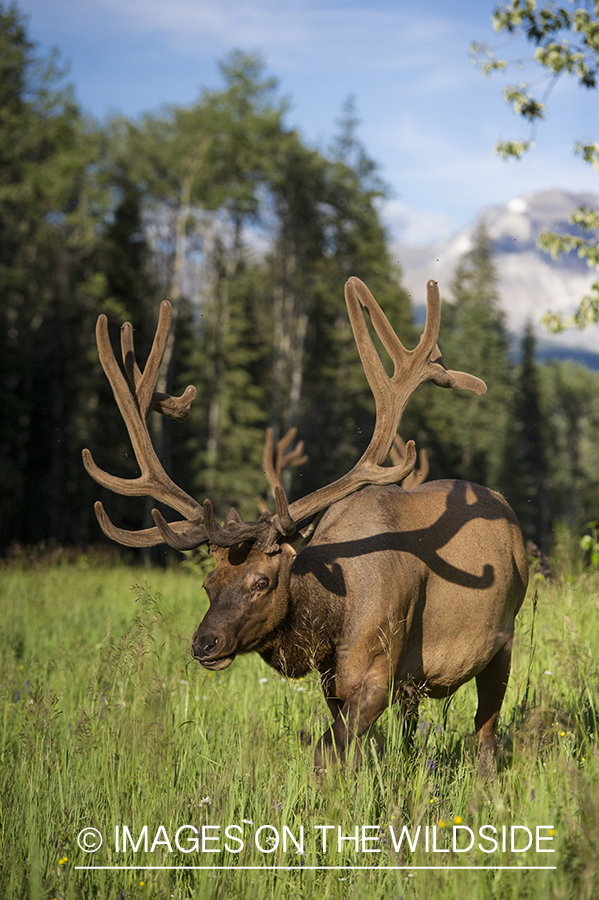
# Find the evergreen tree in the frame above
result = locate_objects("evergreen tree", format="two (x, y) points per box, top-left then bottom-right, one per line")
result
(0, 3), (112, 548)
(161, 79), (415, 517)
(540, 360), (599, 533)
(506, 323), (551, 548)
(122, 54), (286, 520)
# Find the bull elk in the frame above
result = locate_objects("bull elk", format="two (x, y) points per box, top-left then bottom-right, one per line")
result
(83, 278), (528, 771)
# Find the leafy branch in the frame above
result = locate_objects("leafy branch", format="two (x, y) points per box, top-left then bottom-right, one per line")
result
(473, 1), (599, 329)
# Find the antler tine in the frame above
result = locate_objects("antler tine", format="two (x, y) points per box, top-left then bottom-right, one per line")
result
(424, 281), (487, 393)
(201, 499), (274, 548)
(262, 427), (277, 493)
(278, 443), (307, 476)
(122, 300), (170, 417)
(82, 304), (202, 547)
(284, 278), (486, 527)
(274, 425), (296, 458)
(389, 433), (408, 467)
(275, 428), (308, 476)
(263, 427), (305, 491)
(259, 427), (307, 534)
(120, 304), (196, 423)
(420, 278), (442, 357)
(151, 508), (208, 551)
(273, 485), (296, 535)
(94, 501), (203, 548)
(389, 435), (429, 488)
(149, 385), (197, 422)
(120, 320), (143, 396)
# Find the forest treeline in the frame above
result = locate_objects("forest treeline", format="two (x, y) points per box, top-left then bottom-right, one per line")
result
(2, 3), (599, 557)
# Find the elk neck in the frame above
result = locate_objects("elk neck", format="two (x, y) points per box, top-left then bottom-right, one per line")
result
(256, 558), (343, 679)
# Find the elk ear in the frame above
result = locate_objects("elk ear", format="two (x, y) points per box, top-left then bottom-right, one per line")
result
(280, 539), (299, 558)
(283, 509), (327, 556)
(283, 524), (317, 556)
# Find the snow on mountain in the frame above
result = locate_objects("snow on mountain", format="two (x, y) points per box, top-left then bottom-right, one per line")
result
(394, 190), (599, 365)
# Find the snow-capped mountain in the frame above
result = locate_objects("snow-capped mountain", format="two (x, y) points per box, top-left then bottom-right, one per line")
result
(395, 190), (599, 364)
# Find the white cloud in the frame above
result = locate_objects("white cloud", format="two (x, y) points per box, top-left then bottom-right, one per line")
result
(375, 105), (596, 230)
(22, 0), (462, 72)
(100, 0), (315, 48)
(30, 0), (399, 50)
(380, 199), (454, 246)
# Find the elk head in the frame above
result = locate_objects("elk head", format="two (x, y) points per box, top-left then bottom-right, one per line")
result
(193, 535), (298, 669)
(83, 278), (486, 670)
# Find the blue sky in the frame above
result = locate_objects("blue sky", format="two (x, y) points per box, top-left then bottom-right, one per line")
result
(16, 0), (598, 245)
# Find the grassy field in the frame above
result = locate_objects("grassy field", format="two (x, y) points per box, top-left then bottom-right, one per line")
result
(1, 539), (598, 899)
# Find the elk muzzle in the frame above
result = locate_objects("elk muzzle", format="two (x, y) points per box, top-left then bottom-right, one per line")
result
(191, 625), (236, 670)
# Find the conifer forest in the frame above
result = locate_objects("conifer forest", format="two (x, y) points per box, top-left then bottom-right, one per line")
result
(2, 1), (599, 560)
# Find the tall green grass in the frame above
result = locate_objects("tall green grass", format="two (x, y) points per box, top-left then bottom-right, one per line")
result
(1, 550), (598, 899)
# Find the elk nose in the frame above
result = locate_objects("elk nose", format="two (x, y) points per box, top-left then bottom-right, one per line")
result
(192, 634), (219, 660)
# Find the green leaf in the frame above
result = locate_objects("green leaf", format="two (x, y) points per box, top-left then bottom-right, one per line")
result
(494, 139), (532, 158)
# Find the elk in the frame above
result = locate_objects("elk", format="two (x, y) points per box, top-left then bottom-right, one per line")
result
(83, 277), (528, 771)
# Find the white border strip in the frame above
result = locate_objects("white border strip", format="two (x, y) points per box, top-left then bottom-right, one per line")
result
(76, 865), (557, 871)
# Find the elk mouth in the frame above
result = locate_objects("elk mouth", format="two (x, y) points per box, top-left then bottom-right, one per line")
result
(197, 653), (236, 671)
(192, 631), (236, 669)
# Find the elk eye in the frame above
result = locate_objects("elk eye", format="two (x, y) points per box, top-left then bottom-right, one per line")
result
(254, 576), (269, 591)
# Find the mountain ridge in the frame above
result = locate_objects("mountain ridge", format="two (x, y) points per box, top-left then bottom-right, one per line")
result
(395, 189), (599, 364)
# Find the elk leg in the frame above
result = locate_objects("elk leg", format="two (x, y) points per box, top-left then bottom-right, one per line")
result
(320, 671), (342, 720)
(314, 658), (390, 770)
(396, 683), (420, 749)
(474, 642), (512, 775)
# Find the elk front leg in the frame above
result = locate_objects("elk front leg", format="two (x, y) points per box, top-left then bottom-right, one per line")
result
(315, 656), (391, 770)
(320, 671), (342, 720)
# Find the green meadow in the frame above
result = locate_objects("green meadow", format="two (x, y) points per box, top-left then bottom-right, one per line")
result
(1, 540), (598, 900)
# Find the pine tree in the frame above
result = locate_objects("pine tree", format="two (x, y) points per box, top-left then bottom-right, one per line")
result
(0, 4), (111, 548)
(540, 361), (599, 533)
(506, 322), (551, 548)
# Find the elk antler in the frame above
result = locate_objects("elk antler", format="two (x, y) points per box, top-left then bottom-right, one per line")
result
(257, 427), (308, 515)
(85, 280), (486, 553)
(82, 302), (206, 547)
(275, 278), (485, 526)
